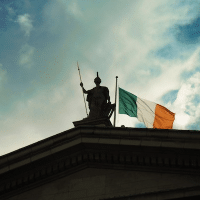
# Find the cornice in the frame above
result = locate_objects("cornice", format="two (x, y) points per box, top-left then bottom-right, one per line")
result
(1, 127), (200, 172)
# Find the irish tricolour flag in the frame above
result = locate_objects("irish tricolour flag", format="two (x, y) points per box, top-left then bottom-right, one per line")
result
(119, 87), (175, 129)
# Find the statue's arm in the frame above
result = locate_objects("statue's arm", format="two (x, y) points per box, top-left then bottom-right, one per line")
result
(106, 87), (110, 102)
(108, 92), (110, 103)
(82, 87), (88, 94)
(80, 82), (88, 94)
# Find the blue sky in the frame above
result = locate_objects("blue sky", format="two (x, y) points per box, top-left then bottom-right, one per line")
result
(1, 0), (200, 155)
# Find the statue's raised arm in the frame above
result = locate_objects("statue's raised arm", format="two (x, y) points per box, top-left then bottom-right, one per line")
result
(80, 82), (88, 94)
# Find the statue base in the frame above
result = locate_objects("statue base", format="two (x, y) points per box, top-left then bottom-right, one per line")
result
(73, 117), (113, 127)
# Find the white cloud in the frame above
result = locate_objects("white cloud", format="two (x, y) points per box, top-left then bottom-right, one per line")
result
(82, 0), (198, 78)
(140, 46), (200, 102)
(17, 14), (33, 37)
(170, 72), (200, 129)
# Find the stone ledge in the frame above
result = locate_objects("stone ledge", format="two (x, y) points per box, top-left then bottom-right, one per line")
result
(1, 127), (200, 183)
(1, 136), (200, 176)
(1, 127), (200, 168)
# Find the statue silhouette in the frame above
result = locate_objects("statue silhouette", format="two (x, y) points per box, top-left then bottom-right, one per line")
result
(80, 72), (111, 119)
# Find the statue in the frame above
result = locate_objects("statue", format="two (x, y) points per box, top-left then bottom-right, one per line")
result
(73, 71), (115, 127)
(80, 72), (111, 119)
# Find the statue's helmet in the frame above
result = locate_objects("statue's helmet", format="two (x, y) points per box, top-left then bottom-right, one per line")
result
(94, 72), (101, 84)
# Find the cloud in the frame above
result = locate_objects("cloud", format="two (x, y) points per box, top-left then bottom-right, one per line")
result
(18, 44), (35, 68)
(99, 0), (200, 128)
(2, 0), (200, 156)
(170, 72), (200, 130)
(17, 14), (33, 37)
(142, 47), (200, 101)
(67, 1), (83, 18)
(0, 65), (88, 155)
(33, 0), (200, 130)
(6, 6), (15, 16)
(117, 45), (200, 128)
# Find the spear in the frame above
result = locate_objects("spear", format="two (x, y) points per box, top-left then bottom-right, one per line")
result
(77, 61), (88, 116)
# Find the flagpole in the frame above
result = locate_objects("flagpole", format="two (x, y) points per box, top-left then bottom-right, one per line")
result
(77, 61), (88, 116)
(113, 76), (118, 127)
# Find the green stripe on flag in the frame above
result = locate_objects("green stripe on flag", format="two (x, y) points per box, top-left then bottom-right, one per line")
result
(119, 87), (137, 117)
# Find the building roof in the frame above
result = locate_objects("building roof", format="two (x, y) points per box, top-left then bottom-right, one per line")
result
(1, 126), (200, 175)
(1, 126), (200, 199)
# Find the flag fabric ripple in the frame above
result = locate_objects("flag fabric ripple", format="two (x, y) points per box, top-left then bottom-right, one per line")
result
(119, 87), (175, 129)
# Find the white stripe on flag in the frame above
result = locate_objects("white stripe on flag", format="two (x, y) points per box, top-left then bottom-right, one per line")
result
(136, 97), (156, 128)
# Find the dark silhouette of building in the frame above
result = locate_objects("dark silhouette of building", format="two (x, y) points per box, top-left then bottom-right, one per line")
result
(1, 126), (200, 200)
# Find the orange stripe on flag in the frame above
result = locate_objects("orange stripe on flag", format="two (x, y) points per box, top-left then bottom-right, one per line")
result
(153, 104), (175, 129)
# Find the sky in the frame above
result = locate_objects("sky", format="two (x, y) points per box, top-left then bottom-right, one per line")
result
(0, 0), (200, 156)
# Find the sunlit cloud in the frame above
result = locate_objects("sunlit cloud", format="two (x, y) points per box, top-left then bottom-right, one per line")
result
(171, 72), (200, 129)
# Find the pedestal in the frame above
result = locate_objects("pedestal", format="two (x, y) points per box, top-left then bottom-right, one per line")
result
(73, 117), (113, 127)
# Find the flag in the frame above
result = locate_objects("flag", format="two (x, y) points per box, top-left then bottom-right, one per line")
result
(119, 87), (175, 129)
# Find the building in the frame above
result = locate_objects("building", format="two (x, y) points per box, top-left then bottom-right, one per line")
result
(0, 126), (200, 200)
